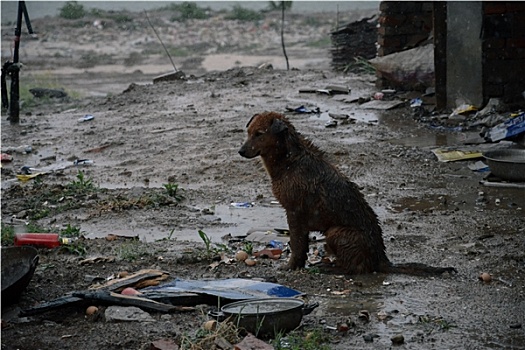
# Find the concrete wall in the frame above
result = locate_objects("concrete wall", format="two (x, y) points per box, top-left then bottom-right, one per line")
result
(446, 2), (483, 107)
(377, 1), (525, 108)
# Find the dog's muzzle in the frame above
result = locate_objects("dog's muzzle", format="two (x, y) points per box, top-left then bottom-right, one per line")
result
(238, 143), (258, 159)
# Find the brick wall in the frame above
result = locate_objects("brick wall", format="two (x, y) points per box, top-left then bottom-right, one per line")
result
(482, 2), (525, 103)
(376, 1), (433, 89)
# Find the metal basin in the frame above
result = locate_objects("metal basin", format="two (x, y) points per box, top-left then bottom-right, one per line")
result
(483, 149), (525, 182)
(221, 297), (305, 338)
(1, 246), (39, 306)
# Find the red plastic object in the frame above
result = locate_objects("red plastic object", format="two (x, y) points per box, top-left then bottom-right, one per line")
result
(14, 233), (61, 248)
(1, 153), (13, 162)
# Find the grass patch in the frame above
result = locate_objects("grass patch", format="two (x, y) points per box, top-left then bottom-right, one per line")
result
(60, 224), (83, 238)
(66, 170), (97, 195)
(198, 230), (230, 259)
(59, 1), (86, 20)
(343, 56), (376, 75)
(117, 239), (150, 262)
(77, 50), (114, 69)
(166, 2), (210, 21)
(180, 320), (241, 349)
(1, 223), (15, 245)
(163, 183), (185, 202)
(418, 315), (457, 331)
(6, 73), (82, 110)
(273, 328), (331, 350)
(225, 5), (263, 22)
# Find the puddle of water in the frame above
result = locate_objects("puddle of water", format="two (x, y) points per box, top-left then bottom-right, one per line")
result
(390, 195), (449, 213)
(389, 134), (452, 148)
(83, 204), (287, 243)
(309, 111), (380, 125)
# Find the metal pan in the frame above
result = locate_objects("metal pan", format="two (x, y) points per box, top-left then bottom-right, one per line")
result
(1, 246), (39, 306)
(483, 149), (525, 182)
(220, 297), (311, 338)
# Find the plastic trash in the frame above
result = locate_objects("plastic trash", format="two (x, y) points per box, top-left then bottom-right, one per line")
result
(410, 98), (423, 107)
(78, 114), (94, 122)
(230, 202), (254, 208)
(373, 92), (384, 100)
(484, 112), (525, 142)
(2, 145), (32, 154)
(20, 166), (36, 175)
(1, 153), (13, 162)
(14, 233), (78, 248)
(74, 159), (94, 166)
(295, 106), (313, 113)
(268, 240), (284, 250)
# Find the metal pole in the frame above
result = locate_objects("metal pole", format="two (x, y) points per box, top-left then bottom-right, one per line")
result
(9, 1), (25, 123)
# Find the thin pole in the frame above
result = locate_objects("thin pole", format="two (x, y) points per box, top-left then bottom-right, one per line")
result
(144, 10), (178, 72)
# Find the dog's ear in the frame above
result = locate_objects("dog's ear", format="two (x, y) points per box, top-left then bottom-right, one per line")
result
(246, 114), (258, 128)
(270, 118), (288, 134)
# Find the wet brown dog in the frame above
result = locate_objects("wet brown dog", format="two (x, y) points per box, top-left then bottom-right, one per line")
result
(239, 111), (456, 275)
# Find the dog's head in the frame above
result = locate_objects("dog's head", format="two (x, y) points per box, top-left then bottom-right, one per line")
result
(238, 111), (289, 159)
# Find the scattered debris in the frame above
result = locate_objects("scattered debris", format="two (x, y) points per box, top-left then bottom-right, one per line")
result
(467, 161), (489, 172)
(432, 149), (483, 162)
(230, 202), (254, 208)
(149, 338), (179, 350)
(391, 334), (405, 345)
(29, 88), (67, 99)
(234, 333), (275, 350)
(78, 114), (94, 122)
(369, 44), (434, 90)
(359, 99), (405, 110)
(483, 112), (525, 143)
(144, 278), (303, 300)
(2, 145), (32, 154)
(1, 153), (13, 162)
(330, 16), (378, 72)
(104, 305), (155, 323)
(285, 105), (320, 114)
(153, 70), (186, 83)
(479, 272), (492, 283)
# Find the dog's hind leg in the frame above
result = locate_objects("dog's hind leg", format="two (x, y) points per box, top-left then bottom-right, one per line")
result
(324, 226), (383, 274)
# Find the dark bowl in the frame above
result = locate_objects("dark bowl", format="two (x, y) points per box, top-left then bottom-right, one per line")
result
(221, 297), (305, 338)
(1, 246), (39, 306)
(483, 149), (525, 182)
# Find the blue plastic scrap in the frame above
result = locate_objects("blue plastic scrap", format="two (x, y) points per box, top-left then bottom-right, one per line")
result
(144, 278), (303, 300)
(486, 112), (525, 142)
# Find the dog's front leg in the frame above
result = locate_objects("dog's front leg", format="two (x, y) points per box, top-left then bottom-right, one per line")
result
(283, 216), (309, 270)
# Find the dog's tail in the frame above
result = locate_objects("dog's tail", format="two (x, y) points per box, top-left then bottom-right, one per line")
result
(384, 262), (457, 276)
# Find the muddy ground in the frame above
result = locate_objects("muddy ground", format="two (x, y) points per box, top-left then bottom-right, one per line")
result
(2, 5), (525, 350)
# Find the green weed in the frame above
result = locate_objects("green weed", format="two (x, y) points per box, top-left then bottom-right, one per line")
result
(60, 224), (83, 238)
(11, 73), (81, 110)
(1, 223), (15, 245)
(25, 222), (50, 233)
(225, 5), (263, 22)
(198, 229), (212, 258)
(163, 183), (185, 202)
(242, 241), (253, 255)
(167, 2), (210, 21)
(60, 240), (87, 256)
(117, 239), (149, 262)
(66, 170), (97, 195)
(343, 56), (376, 75)
(418, 315), (457, 331)
(273, 328), (331, 350)
(197, 230), (230, 259)
(59, 1), (86, 19)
